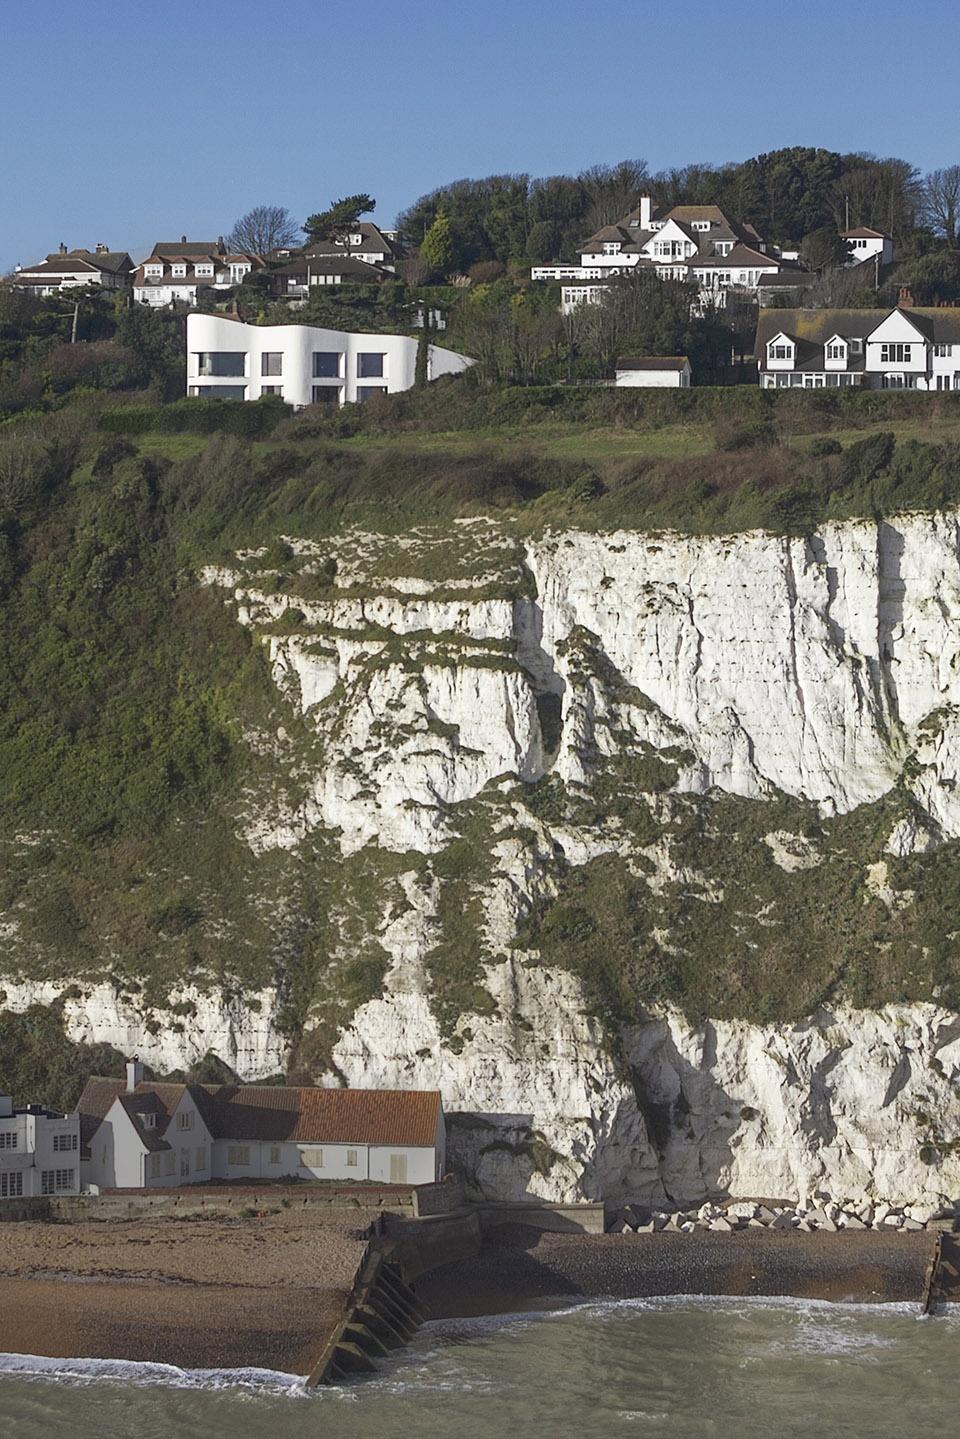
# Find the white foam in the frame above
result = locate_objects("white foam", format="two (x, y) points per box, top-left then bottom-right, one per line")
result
(0, 1351), (309, 1397)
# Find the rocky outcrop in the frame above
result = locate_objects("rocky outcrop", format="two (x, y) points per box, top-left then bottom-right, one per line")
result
(9, 511), (960, 1210)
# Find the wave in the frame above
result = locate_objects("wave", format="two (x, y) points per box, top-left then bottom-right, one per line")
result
(0, 1350), (309, 1396)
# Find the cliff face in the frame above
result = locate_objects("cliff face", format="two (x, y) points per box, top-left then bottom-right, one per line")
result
(7, 510), (960, 1209)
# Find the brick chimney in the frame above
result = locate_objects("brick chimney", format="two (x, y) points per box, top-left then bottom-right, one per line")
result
(59, 242), (67, 255)
(95, 243), (107, 254)
(126, 1057), (144, 1092)
(898, 287), (914, 307)
(639, 194), (653, 230)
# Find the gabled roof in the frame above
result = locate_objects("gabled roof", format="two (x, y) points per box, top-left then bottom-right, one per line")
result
(66, 249), (133, 274)
(77, 1079), (443, 1148)
(152, 240), (225, 258)
(688, 243), (783, 270)
(19, 258), (99, 275)
(842, 226), (888, 239)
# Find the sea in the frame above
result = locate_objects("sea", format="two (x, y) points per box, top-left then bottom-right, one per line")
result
(0, 1296), (953, 1439)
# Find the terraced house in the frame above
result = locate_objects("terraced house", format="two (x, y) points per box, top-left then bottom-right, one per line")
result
(77, 1061), (445, 1189)
(756, 294), (960, 390)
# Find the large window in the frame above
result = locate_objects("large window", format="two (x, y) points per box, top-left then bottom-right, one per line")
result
(261, 352), (283, 376)
(227, 1145), (250, 1166)
(41, 1169), (74, 1194)
(260, 385), (283, 396)
(769, 344), (792, 360)
(301, 1148), (324, 1168)
(189, 385), (246, 399)
(826, 343), (846, 361)
(357, 352), (385, 378)
(312, 351), (341, 377)
(880, 343), (911, 363)
(935, 344), (952, 357)
(0, 1132), (17, 1150)
(881, 373), (917, 389)
(0, 1171), (24, 1197)
(53, 1133), (77, 1152)
(197, 351), (246, 377)
(357, 386), (388, 403)
(311, 385), (341, 405)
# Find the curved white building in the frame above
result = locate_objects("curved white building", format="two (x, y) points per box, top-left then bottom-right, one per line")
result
(185, 314), (473, 406)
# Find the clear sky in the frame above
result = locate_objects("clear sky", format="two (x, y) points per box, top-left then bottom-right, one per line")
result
(2, 0), (958, 271)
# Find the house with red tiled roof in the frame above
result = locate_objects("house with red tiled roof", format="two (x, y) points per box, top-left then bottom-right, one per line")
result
(77, 1060), (445, 1190)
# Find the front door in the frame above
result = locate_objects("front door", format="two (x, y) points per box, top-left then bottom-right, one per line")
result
(389, 1153), (407, 1184)
(180, 1149), (190, 1178)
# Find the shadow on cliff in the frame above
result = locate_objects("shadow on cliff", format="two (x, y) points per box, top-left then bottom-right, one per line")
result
(624, 1018), (739, 1208)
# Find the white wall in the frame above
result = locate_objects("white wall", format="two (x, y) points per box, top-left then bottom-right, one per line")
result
(368, 1145), (437, 1185)
(615, 367), (690, 388)
(0, 1111), (80, 1196)
(185, 314), (473, 407)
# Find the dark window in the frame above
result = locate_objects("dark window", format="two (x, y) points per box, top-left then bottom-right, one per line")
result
(197, 352), (246, 377)
(357, 352), (384, 378)
(313, 351), (341, 378)
(356, 385), (388, 403)
(191, 384), (246, 399)
(311, 385), (341, 406)
(261, 352), (282, 376)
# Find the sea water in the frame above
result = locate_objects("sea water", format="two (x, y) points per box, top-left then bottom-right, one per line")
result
(0, 1296), (953, 1439)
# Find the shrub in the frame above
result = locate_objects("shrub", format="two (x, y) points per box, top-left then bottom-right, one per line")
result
(807, 436), (842, 458)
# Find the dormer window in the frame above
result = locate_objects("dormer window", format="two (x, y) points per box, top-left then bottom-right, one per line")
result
(602, 242), (621, 254)
(145, 264), (162, 277)
(172, 264), (186, 278)
(848, 338), (863, 355)
(141, 1112), (156, 1129)
(349, 233), (362, 246)
(826, 340), (847, 360)
(768, 337), (794, 361)
(195, 263), (214, 277)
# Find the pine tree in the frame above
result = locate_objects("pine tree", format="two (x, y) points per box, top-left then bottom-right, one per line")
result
(420, 209), (457, 277)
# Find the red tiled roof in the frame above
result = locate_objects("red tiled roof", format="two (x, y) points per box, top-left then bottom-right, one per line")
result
(77, 1079), (442, 1148)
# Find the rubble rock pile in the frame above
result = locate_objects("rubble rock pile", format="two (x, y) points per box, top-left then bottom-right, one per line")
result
(610, 1199), (957, 1235)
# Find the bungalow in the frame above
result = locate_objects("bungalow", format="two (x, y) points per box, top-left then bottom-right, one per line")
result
(77, 1060), (445, 1190)
(756, 293), (960, 390)
(12, 243), (133, 297)
(133, 237), (263, 307)
(615, 356), (692, 388)
(0, 1093), (81, 1198)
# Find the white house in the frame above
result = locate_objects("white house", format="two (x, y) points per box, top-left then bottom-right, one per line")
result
(535, 195), (808, 312)
(756, 295), (960, 390)
(12, 244), (133, 297)
(0, 1094), (81, 1198)
(77, 1062), (445, 1190)
(185, 313), (473, 406)
(842, 226), (894, 268)
(133, 238), (263, 307)
(615, 356), (692, 388)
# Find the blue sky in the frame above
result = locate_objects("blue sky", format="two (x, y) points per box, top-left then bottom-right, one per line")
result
(2, 0), (958, 271)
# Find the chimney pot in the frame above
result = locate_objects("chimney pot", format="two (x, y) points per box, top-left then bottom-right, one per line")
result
(59, 242), (67, 255)
(898, 287), (914, 307)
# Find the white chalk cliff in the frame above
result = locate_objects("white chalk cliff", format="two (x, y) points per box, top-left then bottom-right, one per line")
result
(9, 510), (960, 1209)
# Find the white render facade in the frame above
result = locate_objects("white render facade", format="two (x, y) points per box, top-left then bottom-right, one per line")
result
(185, 314), (473, 406)
(0, 1095), (81, 1198)
(615, 357), (692, 387)
(79, 1064), (446, 1191)
(756, 302), (960, 390)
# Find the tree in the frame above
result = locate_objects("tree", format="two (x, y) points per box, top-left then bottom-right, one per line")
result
(921, 167), (960, 247)
(420, 209), (457, 277)
(800, 226), (852, 272)
(415, 309), (430, 388)
(227, 205), (300, 255)
(304, 194), (376, 243)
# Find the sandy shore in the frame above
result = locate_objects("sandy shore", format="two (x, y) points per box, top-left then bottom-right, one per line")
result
(418, 1225), (937, 1317)
(0, 1212), (368, 1374)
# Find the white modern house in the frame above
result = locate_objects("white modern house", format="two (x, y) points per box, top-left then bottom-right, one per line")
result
(532, 195), (808, 312)
(756, 295), (960, 389)
(0, 1094), (81, 1198)
(133, 238), (263, 307)
(12, 244), (133, 297)
(615, 356), (692, 387)
(77, 1061), (445, 1190)
(185, 313), (472, 405)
